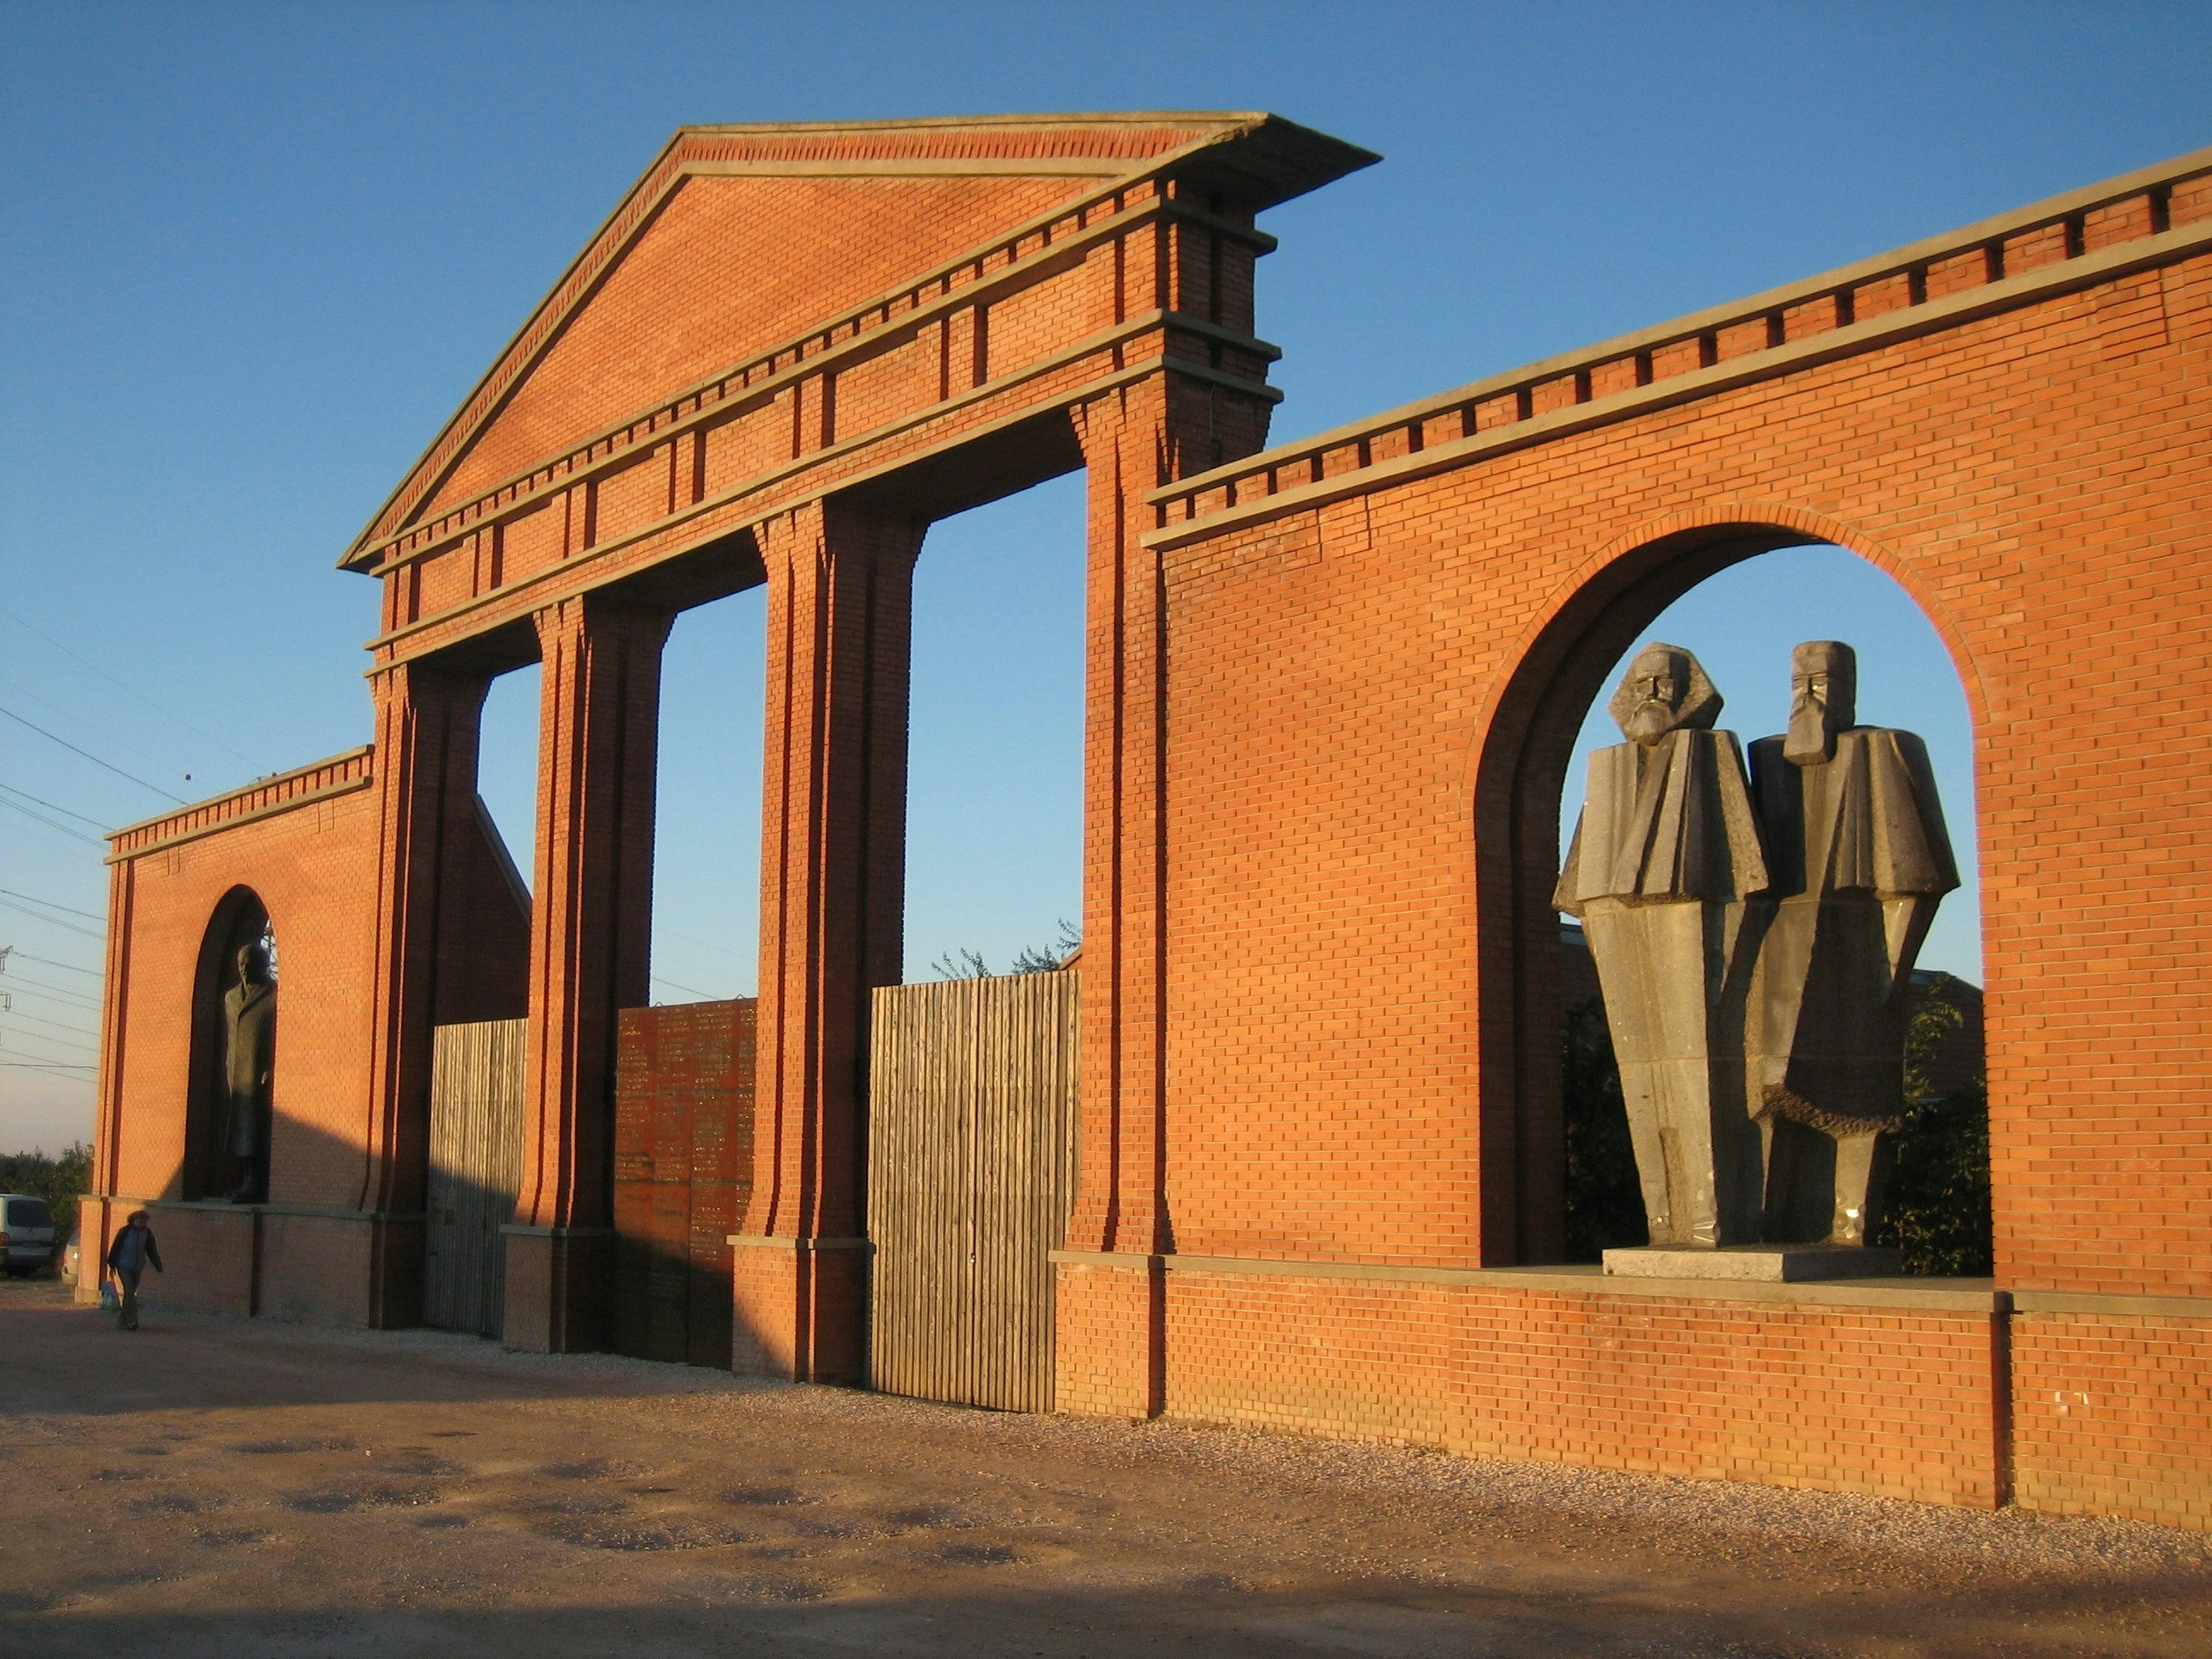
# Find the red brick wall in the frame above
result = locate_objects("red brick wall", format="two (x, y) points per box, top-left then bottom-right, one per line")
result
(2013, 1310), (2212, 1528)
(430, 173), (1091, 510)
(91, 121), (2212, 1528)
(1150, 251), (2212, 1297)
(100, 770), (383, 1212)
(612, 998), (755, 1366)
(1159, 1271), (2006, 1508)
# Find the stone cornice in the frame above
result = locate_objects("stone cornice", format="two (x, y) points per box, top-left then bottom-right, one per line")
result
(1050, 1249), (2010, 1312)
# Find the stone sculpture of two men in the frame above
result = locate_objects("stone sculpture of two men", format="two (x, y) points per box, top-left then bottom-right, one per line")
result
(1556, 640), (1957, 1258)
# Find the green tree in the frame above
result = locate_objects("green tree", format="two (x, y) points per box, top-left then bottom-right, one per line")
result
(1561, 998), (1645, 1260)
(0, 1141), (91, 1271)
(1561, 979), (1993, 1274)
(1871, 978), (1993, 1275)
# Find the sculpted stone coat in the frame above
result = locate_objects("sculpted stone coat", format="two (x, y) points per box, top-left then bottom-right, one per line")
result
(1557, 726), (1769, 1246)
(1745, 725), (1956, 1241)
(221, 975), (277, 1161)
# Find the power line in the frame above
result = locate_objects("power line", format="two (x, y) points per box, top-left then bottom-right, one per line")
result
(0, 1059), (95, 1074)
(0, 704), (187, 805)
(0, 795), (105, 847)
(4, 955), (98, 981)
(0, 888), (104, 923)
(0, 898), (103, 941)
(3, 963), (106, 1003)
(3, 980), (103, 1015)
(5, 952), (101, 978)
(0, 779), (108, 829)
(2, 1008), (98, 1039)
(0, 671), (195, 778)
(0, 1026), (96, 1062)
(651, 973), (727, 1001)
(0, 601), (261, 767)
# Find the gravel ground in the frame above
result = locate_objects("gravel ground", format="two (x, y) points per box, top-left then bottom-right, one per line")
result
(3, 1274), (2206, 1656)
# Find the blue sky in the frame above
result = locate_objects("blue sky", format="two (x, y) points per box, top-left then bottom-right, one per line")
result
(3, 1), (2206, 1150)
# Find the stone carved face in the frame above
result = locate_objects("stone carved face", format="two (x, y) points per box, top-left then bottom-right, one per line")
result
(1608, 643), (1722, 747)
(1784, 640), (1858, 765)
(236, 940), (273, 989)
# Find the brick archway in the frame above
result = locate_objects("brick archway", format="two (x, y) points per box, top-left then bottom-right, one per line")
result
(1467, 509), (1979, 1264)
(181, 885), (271, 1203)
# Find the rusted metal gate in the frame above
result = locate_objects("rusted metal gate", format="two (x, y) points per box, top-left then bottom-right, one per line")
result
(424, 1017), (526, 1337)
(867, 970), (1079, 1412)
(612, 999), (755, 1367)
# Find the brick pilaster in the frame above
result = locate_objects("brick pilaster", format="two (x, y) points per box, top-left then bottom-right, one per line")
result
(731, 499), (922, 1383)
(361, 660), (491, 1325)
(1055, 373), (1274, 1416)
(505, 594), (670, 1353)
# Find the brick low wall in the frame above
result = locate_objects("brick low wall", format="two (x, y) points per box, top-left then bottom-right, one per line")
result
(1062, 1256), (2012, 1510)
(78, 1197), (417, 1330)
(2011, 1301), (2212, 1530)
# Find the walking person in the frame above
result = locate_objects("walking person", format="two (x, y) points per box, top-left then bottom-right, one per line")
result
(105, 1209), (163, 1331)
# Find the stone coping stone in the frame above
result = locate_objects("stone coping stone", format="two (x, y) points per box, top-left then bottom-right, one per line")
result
(1603, 1245), (1905, 1282)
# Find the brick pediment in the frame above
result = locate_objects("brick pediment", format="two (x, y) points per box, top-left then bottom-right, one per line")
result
(346, 113), (1372, 569)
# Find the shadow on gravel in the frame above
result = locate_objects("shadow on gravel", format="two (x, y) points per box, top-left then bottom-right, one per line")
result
(0, 1589), (1831, 1659)
(9, 1563), (2212, 1659)
(0, 1289), (748, 1418)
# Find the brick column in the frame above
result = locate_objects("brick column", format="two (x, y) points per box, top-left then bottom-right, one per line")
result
(731, 499), (922, 1383)
(361, 660), (491, 1327)
(504, 594), (670, 1353)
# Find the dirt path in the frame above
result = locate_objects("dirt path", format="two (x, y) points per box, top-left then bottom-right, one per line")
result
(3, 1277), (2205, 1656)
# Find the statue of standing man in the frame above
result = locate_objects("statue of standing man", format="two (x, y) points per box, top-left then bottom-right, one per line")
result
(1556, 644), (1769, 1247)
(1744, 642), (1957, 1245)
(222, 938), (277, 1204)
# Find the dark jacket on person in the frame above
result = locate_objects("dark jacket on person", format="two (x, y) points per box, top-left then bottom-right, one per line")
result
(106, 1225), (163, 1276)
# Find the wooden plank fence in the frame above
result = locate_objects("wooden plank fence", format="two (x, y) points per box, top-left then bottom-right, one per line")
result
(867, 970), (1079, 1412)
(424, 1017), (527, 1337)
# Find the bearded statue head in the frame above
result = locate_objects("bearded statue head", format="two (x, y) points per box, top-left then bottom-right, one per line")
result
(1783, 640), (1858, 765)
(1608, 643), (1722, 747)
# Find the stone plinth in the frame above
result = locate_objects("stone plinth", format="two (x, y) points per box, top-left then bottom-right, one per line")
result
(1603, 1244), (1904, 1282)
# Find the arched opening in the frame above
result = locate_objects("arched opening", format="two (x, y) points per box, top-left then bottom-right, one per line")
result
(1477, 525), (1983, 1270)
(182, 886), (276, 1202)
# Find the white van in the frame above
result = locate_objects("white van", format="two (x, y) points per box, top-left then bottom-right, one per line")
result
(1, 1194), (58, 1276)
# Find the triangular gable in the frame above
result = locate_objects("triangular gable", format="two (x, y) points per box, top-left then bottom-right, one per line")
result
(344, 113), (1372, 569)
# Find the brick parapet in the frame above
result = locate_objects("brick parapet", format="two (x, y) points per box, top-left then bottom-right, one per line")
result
(1149, 146), (2212, 536)
(106, 748), (373, 863)
(2011, 1310), (2212, 1529)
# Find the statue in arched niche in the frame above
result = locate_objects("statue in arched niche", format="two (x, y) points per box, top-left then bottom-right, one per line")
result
(222, 937), (277, 1203)
(1555, 643), (1769, 1248)
(1744, 641), (1958, 1246)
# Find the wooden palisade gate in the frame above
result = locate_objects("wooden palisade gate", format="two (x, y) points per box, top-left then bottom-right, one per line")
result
(424, 1017), (527, 1337)
(867, 970), (1080, 1412)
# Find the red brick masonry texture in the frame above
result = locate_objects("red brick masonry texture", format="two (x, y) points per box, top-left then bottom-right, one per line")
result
(85, 117), (2212, 1530)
